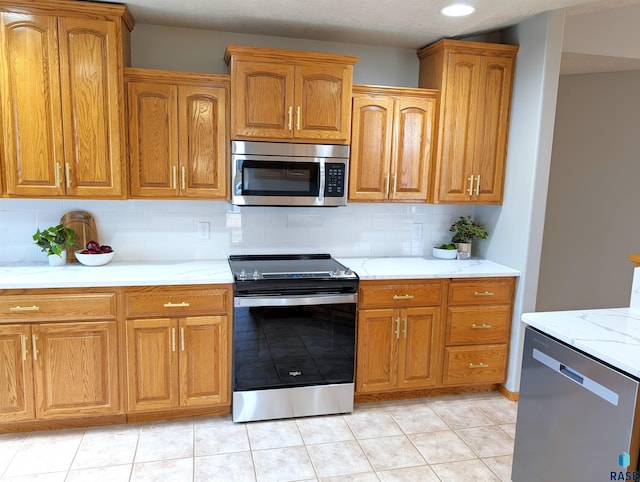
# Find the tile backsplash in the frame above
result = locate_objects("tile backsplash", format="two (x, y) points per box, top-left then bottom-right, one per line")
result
(0, 198), (473, 262)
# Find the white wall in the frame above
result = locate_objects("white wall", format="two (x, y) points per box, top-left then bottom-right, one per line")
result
(537, 70), (640, 311)
(476, 10), (565, 392)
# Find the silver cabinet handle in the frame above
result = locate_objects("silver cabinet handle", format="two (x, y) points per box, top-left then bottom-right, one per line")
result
(469, 362), (489, 369)
(163, 301), (190, 308)
(181, 166), (186, 191)
(172, 166), (178, 190)
(65, 162), (71, 188)
(21, 334), (28, 361)
(171, 327), (176, 352)
(10, 305), (40, 312)
(467, 175), (474, 196)
(296, 106), (301, 130)
(55, 162), (62, 188)
(394, 317), (400, 339)
(392, 173), (397, 195)
(475, 175), (480, 196)
(472, 323), (492, 329)
(392, 294), (414, 300)
(287, 106), (293, 130)
(402, 317), (407, 338)
(180, 326), (185, 352)
(474, 291), (494, 297)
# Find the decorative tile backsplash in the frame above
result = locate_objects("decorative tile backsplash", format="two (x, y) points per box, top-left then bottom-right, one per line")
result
(0, 198), (473, 262)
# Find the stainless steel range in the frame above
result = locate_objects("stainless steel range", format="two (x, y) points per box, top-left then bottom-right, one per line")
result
(228, 254), (359, 423)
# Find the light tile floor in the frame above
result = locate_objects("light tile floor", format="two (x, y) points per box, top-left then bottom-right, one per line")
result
(0, 392), (517, 481)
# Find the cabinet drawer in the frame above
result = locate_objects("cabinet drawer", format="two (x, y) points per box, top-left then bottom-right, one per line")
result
(359, 281), (443, 309)
(442, 345), (507, 385)
(446, 306), (510, 345)
(0, 292), (117, 322)
(125, 285), (230, 318)
(447, 278), (515, 305)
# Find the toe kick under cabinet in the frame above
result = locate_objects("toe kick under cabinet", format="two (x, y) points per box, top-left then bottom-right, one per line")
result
(123, 285), (232, 419)
(0, 288), (121, 426)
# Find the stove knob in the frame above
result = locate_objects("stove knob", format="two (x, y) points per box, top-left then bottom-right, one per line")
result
(345, 268), (353, 276)
(252, 270), (260, 280)
(332, 268), (341, 277)
(238, 270), (247, 280)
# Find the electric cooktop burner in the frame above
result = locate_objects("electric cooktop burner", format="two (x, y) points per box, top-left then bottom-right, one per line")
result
(228, 254), (358, 296)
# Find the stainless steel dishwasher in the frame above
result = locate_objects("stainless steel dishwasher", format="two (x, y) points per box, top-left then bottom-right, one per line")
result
(512, 326), (640, 482)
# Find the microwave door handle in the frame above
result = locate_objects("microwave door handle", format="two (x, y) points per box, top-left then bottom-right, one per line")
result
(318, 160), (326, 199)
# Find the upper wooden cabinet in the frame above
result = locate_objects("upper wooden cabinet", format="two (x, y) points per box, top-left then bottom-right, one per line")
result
(417, 40), (518, 204)
(349, 85), (437, 202)
(0, 0), (133, 198)
(126, 69), (229, 199)
(225, 45), (357, 144)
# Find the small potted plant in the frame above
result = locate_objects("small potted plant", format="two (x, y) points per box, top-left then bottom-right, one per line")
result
(33, 224), (76, 266)
(449, 216), (488, 259)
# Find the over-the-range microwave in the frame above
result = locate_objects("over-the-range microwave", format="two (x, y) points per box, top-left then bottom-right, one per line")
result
(231, 141), (349, 207)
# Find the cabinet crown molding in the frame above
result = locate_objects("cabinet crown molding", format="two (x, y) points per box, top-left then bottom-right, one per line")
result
(417, 39), (519, 59)
(224, 44), (358, 66)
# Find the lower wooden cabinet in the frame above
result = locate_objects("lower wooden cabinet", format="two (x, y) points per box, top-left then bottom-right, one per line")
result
(0, 321), (120, 423)
(123, 285), (232, 414)
(126, 315), (229, 412)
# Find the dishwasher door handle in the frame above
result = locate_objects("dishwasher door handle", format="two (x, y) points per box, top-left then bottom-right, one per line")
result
(532, 348), (619, 406)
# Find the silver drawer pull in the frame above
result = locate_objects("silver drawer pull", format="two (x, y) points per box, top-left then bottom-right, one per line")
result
(392, 294), (414, 300)
(471, 323), (492, 329)
(469, 362), (489, 369)
(473, 291), (494, 297)
(163, 302), (190, 308)
(10, 305), (40, 312)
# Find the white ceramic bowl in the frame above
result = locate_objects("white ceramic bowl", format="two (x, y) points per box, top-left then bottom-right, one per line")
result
(432, 247), (458, 259)
(75, 250), (115, 266)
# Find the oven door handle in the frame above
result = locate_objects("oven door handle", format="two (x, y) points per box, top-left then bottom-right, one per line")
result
(234, 293), (357, 307)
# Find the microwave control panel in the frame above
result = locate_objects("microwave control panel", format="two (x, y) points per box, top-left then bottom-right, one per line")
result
(324, 163), (346, 197)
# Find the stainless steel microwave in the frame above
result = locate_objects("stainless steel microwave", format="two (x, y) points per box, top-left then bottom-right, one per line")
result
(231, 141), (349, 207)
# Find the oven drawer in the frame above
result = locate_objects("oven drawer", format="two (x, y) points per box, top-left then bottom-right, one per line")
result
(442, 344), (508, 385)
(358, 280), (443, 308)
(447, 278), (515, 305)
(0, 291), (117, 322)
(125, 285), (230, 317)
(446, 306), (510, 345)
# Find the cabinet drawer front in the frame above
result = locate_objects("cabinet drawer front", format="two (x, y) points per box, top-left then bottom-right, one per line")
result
(125, 286), (230, 317)
(442, 345), (507, 385)
(359, 281), (442, 308)
(446, 306), (510, 345)
(447, 278), (515, 305)
(0, 293), (117, 322)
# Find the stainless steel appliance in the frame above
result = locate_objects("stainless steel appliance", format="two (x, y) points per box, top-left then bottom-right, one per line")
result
(231, 141), (349, 207)
(229, 254), (359, 422)
(512, 326), (640, 481)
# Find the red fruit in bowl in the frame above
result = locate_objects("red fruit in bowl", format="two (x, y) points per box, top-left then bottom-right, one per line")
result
(86, 240), (100, 251)
(100, 246), (113, 253)
(80, 249), (90, 254)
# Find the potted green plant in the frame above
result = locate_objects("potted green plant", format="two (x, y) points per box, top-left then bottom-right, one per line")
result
(449, 216), (488, 259)
(33, 224), (76, 265)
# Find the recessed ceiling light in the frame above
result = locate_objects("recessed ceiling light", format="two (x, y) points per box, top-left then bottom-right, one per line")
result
(441, 4), (476, 17)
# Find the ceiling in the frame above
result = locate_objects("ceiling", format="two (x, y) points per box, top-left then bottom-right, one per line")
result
(89, 0), (640, 73)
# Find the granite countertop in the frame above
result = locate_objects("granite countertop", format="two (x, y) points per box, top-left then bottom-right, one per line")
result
(522, 308), (640, 378)
(0, 256), (520, 289)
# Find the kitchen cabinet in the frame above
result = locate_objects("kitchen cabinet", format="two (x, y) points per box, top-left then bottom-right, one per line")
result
(349, 85), (437, 202)
(225, 45), (357, 143)
(126, 69), (229, 199)
(442, 277), (515, 385)
(124, 285), (232, 413)
(356, 280), (444, 394)
(0, 1), (133, 198)
(0, 289), (121, 423)
(417, 40), (518, 204)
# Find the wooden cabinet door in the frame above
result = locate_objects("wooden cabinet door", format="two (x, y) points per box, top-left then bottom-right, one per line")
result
(127, 81), (179, 197)
(0, 325), (35, 422)
(355, 309), (397, 393)
(396, 307), (441, 389)
(472, 55), (515, 203)
(391, 96), (435, 201)
(58, 17), (125, 198)
(294, 64), (352, 142)
(179, 316), (229, 407)
(348, 95), (394, 201)
(178, 85), (228, 199)
(436, 53), (481, 203)
(231, 59), (295, 139)
(33, 321), (120, 419)
(126, 318), (178, 412)
(0, 13), (65, 197)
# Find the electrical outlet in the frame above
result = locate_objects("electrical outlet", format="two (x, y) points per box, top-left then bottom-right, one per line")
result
(197, 222), (210, 240)
(412, 223), (423, 240)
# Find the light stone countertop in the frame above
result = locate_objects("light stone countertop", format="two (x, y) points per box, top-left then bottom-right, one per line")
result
(522, 308), (640, 379)
(0, 256), (520, 289)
